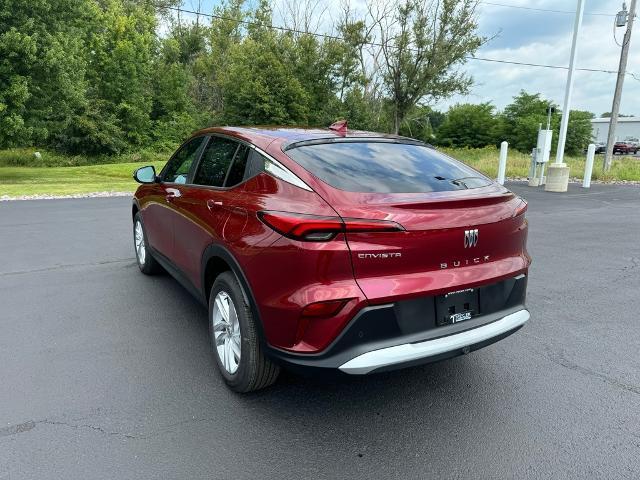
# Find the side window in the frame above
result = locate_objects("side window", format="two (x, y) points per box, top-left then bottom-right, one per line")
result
(162, 137), (204, 184)
(224, 144), (250, 187)
(244, 150), (265, 181)
(193, 137), (239, 187)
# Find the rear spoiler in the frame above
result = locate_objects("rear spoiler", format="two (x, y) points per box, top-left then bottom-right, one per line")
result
(283, 137), (433, 151)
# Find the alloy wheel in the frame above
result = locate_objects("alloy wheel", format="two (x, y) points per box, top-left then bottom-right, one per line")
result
(212, 291), (242, 374)
(134, 220), (146, 265)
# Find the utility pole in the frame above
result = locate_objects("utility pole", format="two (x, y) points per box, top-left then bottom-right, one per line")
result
(554, 0), (585, 165)
(604, 0), (637, 172)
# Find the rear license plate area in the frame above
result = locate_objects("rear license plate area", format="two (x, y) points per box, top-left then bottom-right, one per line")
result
(435, 288), (479, 326)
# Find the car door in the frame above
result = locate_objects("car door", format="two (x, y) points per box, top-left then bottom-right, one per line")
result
(171, 136), (250, 288)
(142, 136), (205, 259)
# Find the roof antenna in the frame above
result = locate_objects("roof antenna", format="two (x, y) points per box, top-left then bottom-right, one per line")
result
(329, 120), (348, 135)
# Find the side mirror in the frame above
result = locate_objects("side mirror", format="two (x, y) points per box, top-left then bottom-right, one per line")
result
(133, 165), (157, 184)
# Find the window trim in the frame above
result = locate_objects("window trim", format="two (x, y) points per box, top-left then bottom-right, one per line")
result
(186, 136), (211, 184)
(192, 137), (240, 188)
(159, 135), (208, 185)
(187, 134), (313, 192)
(221, 143), (245, 187)
(262, 155), (312, 191)
(184, 134), (265, 192)
(189, 134), (244, 190)
(160, 132), (313, 192)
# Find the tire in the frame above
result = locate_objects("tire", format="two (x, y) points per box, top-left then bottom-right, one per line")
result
(209, 271), (280, 392)
(133, 212), (162, 275)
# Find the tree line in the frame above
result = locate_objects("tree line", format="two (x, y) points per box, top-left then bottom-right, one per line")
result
(437, 92), (594, 155)
(0, 0), (592, 156)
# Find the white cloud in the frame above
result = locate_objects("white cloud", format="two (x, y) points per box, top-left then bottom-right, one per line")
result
(440, 0), (640, 115)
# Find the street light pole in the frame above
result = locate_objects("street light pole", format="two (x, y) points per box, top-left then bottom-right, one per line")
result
(555, 0), (586, 165)
(604, 0), (637, 172)
(545, 0), (585, 192)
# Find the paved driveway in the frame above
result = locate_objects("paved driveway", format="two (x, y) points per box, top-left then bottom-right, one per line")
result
(1, 183), (639, 479)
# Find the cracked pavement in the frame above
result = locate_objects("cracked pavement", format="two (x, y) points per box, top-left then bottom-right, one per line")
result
(1, 183), (639, 479)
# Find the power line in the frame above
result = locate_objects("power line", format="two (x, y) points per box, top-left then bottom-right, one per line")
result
(470, 56), (618, 74)
(166, 6), (347, 42)
(165, 6), (638, 80)
(478, 1), (612, 17)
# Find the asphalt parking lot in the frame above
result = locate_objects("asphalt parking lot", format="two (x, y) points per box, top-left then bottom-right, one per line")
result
(1, 182), (639, 479)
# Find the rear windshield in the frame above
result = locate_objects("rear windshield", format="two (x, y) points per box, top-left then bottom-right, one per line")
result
(285, 141), (491, 193)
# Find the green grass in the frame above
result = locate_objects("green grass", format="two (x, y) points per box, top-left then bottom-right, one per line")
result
(0, 161), (166, 196)
(0, 147), (172, 197)
(440, 146), (640, 182)
(1, 146), (638, 198)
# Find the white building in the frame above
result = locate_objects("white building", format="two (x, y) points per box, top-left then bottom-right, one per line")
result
(591, 117), (640, 143)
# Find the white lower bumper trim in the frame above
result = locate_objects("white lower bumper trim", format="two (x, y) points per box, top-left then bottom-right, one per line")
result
(338, 309), (530, 375)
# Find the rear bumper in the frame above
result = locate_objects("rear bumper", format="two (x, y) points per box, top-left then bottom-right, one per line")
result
(338, 309), (529, 374)
(266, 274), (529, 374)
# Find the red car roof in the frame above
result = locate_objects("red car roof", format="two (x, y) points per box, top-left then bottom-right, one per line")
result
(191, 126), (414, 150)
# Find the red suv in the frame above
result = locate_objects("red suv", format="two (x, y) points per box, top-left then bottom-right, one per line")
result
(613, 141), (639, 155)
(132, 126), (531, 392)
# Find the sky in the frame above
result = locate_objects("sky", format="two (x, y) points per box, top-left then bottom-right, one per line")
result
(179, 0), (640, 117)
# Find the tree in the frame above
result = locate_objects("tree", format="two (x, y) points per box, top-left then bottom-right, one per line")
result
(565, 110), (594, 155)
(220, 4), (310, 125)
(437, 102), (497, 148)
(498, 91), (593, 155)
(339, 88), (379, 131)
(278, 0), (327, 34)
(1, 0), (595, 157)
(149, 37), (202, 148)
(333, 4), (387, 131)
(191, 0), (246, 115)
(375, 0), (483, 133)
(84, 0), (157, 147)
(0, 27), (36, 147)
(0, 0), (94, 148)
(497, 91), (560, 153)
(284, 33), (343, 126)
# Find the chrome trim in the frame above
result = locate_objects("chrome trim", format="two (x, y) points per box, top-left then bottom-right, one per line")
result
(339, 309), (530, 375)
(250, 145), (312, 191)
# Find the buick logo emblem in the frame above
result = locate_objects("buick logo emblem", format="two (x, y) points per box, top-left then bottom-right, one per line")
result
(464, 229), (478, 248)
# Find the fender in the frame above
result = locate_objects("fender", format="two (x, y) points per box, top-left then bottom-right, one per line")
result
(132, 197), (141, 217)
(200, 244), (267, 342)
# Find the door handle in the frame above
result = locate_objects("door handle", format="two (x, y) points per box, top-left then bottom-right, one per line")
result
(165, 188), (181, 202)
(207, 200), (223, 210)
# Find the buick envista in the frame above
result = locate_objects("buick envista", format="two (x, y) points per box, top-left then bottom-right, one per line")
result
(131, 125), (531, 392)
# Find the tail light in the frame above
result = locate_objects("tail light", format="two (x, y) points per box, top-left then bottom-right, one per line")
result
(258, 211), (404, 241)
(514, 198), (528, 217)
